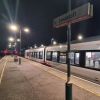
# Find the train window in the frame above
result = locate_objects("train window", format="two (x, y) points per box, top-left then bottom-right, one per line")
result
(46, 52), (51, 60)
(33, 52), (35, 57)
(85, 52), (100, 69)
(34, 52), (37, 58)
(59, 52), (66, 63)
(30, 52), (32, 57)
(34, 52), (35, 58)
(27, 52), (29, 56)
(39, 52), (43, 59)
(70, 52), (74, 64)
(37, 52), (39, 58)
(52, 52), (57, 62)
(32, 52), (34, 57)
(75, 53), (80, 65)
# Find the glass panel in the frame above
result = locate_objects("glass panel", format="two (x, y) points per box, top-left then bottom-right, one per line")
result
(32, 52), (34, 57)
(52, 52), (57, 62)
(33, 52), (35, 57)
(85, 52), (100, 69)
(59, 52), (66, 63)
(34, 52), (37, 58)
(27, 52), (29, 56)
(37, 52), (39, 58)
(39, 52), (43, 59)
(30, 52), (32, 57)
(70, 52), (75, 64)
(46, 52), (51, 60)
(85, 52), (92, 67)
(75, 53), (80, 64)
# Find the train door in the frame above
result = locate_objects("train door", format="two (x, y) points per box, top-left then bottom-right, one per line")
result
(75, 52), (80, 65)
(70, 52), (80, 66)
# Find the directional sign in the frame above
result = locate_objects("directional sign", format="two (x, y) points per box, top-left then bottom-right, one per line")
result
(53, 3), (93, 28)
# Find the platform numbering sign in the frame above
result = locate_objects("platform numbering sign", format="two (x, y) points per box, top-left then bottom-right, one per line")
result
(53, 3), (93, 28)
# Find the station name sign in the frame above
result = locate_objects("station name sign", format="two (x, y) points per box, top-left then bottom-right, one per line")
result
(53, 3), (93, 28)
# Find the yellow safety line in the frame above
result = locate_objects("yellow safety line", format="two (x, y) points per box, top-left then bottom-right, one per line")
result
(47, 69), (100, 97)
(0, 59), (8, 85)
(28, 59), (100, 97)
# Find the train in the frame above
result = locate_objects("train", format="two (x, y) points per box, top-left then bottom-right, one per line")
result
(25, 35), (100, 84)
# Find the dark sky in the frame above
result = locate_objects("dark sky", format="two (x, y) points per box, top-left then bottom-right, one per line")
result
(0, 0), (100, 50)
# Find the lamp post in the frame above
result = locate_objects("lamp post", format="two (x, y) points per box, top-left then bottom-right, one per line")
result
(18, 27), (30, 64)
(8, 24), (30, 64)
(19, 27), (30, 56)
(51, 38), (54, 44)
(8, 37), (15, 55)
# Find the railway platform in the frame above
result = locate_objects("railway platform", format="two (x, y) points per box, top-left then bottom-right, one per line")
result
(0, 56), (100, 100)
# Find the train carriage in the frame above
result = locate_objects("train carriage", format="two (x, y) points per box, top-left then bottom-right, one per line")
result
(25, 35), (100, 83)
(25, 47), (45, 63)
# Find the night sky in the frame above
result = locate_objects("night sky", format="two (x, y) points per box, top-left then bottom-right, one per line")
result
(0, 0), (100, 50)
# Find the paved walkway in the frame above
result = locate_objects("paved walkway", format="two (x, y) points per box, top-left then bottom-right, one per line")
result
(0, 56), (100, 100)
(0, 57), (65, 100)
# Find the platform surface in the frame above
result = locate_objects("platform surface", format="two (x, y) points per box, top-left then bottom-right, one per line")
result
(0, 56), (100, 100)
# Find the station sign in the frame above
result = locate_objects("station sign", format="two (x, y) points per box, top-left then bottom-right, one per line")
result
(53, 3), (93, 28)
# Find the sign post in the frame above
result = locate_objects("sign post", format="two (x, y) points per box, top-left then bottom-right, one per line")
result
(53, 2), (93, 100)
(65, 0), (72, 100)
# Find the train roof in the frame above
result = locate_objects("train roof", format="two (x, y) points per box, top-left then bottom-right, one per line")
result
(46, 35), (100, 51)
(25, 35), (100, 52)
(47, 35), (100, 47)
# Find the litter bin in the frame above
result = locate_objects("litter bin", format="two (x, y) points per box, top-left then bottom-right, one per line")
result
(14, 55), (18, 62)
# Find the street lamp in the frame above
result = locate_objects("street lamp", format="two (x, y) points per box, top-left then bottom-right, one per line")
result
(8, 24), (18, 32)
(41, 44), (44, 47)
(8, 37), (14, 42)
(9, 24), (30, 53)
(23, 28), (30, 33)
(19, 27), (30, 56)
(17, 38), (20, 42)
(8, 24), (30, 64)
(34, 45), (37, 48)
(8, 44), (11, 48)
(78, 35), (83, 40)
(53, 40), (57, 45)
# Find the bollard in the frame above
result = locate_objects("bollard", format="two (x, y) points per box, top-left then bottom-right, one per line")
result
(65, 83), (72, 100)
(19, 58), (21, 65)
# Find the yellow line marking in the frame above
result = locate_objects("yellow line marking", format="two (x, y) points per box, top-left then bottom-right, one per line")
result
(0, 60), (7, 85)
(26, 59), (100, 97)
